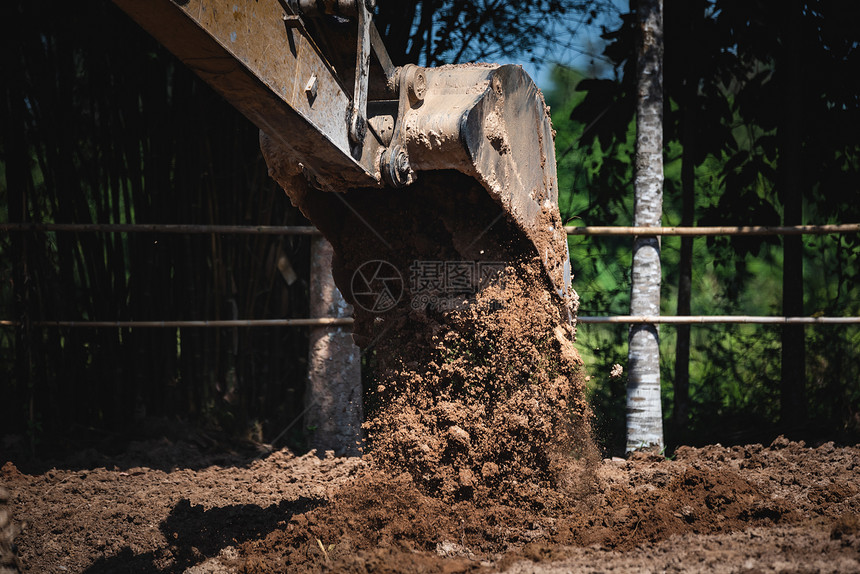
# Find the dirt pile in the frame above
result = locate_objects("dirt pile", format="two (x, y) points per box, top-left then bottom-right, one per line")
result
(237, 246), (598, 570)
(232, 439), (860, 573)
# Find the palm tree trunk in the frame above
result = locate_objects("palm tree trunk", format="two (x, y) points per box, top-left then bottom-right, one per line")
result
(626, 0), (665, 453)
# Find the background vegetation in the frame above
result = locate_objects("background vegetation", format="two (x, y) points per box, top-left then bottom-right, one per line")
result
(548, 0), (860, 452)
(1, 0), (317, 453)
(2, 0), (858, 457)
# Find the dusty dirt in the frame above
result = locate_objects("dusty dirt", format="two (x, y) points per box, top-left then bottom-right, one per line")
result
(2, 437), (859, 573)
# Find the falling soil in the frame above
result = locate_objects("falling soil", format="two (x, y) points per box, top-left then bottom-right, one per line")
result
(360, 254), (593, 503)
(293, 170), (594, 502)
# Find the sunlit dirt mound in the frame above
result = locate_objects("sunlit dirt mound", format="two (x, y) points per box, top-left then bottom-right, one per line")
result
(233, 440), (852, 573)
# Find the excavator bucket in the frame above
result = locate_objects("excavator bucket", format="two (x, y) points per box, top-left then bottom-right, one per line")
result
(261, 63), (575, 326)
(111, 0), (576, 329)
(391, 64), (572, 312)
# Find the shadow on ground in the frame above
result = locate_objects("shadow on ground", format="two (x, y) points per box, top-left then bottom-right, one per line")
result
(82, 496), (323, 573)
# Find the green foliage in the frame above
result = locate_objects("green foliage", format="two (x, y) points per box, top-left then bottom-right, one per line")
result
(553, 0), (860, 452)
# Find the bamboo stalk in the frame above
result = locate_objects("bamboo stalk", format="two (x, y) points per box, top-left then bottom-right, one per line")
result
(565, 223), (860, 236)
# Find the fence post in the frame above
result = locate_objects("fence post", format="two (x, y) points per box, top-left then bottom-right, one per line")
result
(305, 236), (363, 455)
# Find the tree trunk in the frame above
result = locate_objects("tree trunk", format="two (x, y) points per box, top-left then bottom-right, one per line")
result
(779, 0), (806, 425)
(626, 0), (665, 453)
(305, 236), (364, 456)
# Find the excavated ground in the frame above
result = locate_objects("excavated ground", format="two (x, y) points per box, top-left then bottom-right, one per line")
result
(2, 437), (860, 573)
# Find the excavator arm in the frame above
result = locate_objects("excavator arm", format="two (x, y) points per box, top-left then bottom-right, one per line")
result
(111, 0), (576, 320)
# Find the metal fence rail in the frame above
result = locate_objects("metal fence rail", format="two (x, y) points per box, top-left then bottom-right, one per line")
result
(1, 223), (320, 235)
(565, 223), (860, 236)
(0, 318), (352, 328)
(3, 222), (860, 236)
(3, 316), (859, 328)
(578, 315), (860, 325)
(3, 221), (859, 328)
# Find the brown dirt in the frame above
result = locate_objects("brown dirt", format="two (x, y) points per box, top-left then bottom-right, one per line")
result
(360, 254), (593, 505)
(3, 437), (860, 573)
